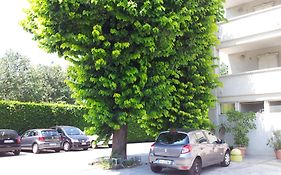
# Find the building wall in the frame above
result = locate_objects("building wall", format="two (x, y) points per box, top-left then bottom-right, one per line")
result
(228, 46), (281, 74)
(226, 0), (281, 18)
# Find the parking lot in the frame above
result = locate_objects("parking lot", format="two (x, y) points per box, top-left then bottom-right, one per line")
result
(0, 142), (280, 175)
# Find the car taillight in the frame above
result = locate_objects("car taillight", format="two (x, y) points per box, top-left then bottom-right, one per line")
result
(150, 143), (155, 152)
(16, 136), (21, 144)
(38, 137), (45, 142)
(181, 144), (192, 154)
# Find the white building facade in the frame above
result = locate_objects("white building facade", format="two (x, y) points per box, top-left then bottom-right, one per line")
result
(209, 0), (281, 156)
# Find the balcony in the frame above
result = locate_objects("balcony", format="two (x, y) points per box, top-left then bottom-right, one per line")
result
(218, 5), (281, 53)
(218, 67), (281, 101)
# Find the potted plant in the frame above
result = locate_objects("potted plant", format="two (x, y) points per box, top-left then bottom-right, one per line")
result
(267, 130), (281, 159)
(225, 111), (256, 157)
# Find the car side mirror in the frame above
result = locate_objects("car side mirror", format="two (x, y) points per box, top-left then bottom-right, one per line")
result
(216, 139), (225, 144)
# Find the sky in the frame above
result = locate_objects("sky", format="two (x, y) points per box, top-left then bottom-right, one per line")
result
(0, 0), (68, 67)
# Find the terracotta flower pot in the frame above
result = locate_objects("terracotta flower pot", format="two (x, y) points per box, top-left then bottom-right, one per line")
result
(275, 150), (281, 159)
(237, 147), (246, 157)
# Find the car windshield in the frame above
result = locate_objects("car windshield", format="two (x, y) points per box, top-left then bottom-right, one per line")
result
(0, 130), (17, 139)
(64, 127), (83, 135)
(41, 130), (59, 137)
(156, 132), (189, 145)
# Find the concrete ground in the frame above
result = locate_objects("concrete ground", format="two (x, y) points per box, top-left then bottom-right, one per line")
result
(93, 155), (281, 175)
(0, 142), (280, 175)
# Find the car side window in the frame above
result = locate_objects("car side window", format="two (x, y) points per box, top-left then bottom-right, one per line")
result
(28, 131), (36, 137)
(194, 132), (208, 144)
(205, 131), (218, 144)
(22, 131), (30, 137)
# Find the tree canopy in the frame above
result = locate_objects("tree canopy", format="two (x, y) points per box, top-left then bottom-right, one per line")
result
(0, 50), (74, 103)
(22, 0), (224, 159)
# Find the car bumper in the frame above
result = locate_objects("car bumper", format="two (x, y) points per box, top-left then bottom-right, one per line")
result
(0, 145), (21, 153)
(149, 153), (194, 170)
(38, 143), (61, 150)
(71, 142), (90, 150)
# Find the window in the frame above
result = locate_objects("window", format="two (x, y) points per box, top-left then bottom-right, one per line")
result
(156, 132), (189, 145)
(220, 103), (235, 114)
(269, 101), (281, 113)
(204, 131), (218, 144)
(194, 132), (208, 144)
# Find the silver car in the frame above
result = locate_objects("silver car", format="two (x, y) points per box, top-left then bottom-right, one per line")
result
(21, 129), (61, 154)
(149, 129), (230, 175)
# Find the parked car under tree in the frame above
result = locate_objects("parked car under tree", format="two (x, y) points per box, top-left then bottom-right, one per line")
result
(149, 129), (230, 175)
(51, 126), (90, 151)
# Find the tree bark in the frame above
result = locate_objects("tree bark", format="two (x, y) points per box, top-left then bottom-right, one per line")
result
(111, 124), (128, 160)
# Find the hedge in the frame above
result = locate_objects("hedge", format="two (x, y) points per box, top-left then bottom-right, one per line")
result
(0, 101), (154, 142)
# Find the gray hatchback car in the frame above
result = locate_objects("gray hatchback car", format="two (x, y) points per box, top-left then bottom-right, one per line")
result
(21, 129), (61, 154)
(149, 129), (230, 175)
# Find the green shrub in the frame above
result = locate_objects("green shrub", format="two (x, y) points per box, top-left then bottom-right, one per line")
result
(0, 101), (153, 142)
(0, 101), (88, 134)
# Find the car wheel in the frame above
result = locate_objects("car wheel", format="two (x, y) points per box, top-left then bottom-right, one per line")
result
(91, 141), (97, 149)
(221, 151), (231, 167)
(54, 148), (60, 153)
(63, 142), (71, 151)
(13, 150), (20, 156)
(189, 158), (202, 175)
(32, 144), (40, 154)
(150, 164), (162, 173)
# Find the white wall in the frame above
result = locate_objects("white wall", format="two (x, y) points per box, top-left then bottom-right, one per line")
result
(226, 0), (281, 18)
(227, 46), (281, 74)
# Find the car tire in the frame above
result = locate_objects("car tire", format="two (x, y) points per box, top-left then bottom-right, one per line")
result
(221, 151), (231, 167)
(189, 158), (202, 175)
(54, 148), (61, 153)
(91, 141), (97, 149)
(150, 164), (162, 173)
(83, 147), (88, 151)
(32, 144), (40, 154)
(13, 150), (20, 156)
(63, 142), (71, 151)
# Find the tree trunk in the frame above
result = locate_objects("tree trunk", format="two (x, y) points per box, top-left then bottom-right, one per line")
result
(111, 124), (128, 160)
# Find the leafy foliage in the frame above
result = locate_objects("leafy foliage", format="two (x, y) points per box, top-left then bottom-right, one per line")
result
(267, 130), (281, 150)
(0, 100), (87, 134)
(21, 0), (224, 157)
(0, 50), (74, 103)
(225, 110), (256, 147)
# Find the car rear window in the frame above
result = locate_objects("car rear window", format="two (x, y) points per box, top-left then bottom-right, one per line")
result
(0, 130), (18, 139)
(41, 130), (59, 137)
(156, 132), (189, 145)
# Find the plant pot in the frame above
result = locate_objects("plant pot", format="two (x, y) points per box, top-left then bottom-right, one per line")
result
(237, 147), (246, 157)
(275, 150), (281, 159)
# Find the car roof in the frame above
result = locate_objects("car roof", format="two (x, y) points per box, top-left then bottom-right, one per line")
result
(159, 129), (209, 135)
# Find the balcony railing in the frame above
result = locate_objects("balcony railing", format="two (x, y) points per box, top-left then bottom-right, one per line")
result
(218, 67), (281, 97)
(219, 5), (281, 42)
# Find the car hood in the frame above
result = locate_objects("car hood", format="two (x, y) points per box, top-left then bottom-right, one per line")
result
(68, 135), (88, 141)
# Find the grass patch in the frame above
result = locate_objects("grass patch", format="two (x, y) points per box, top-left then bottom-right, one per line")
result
(89, 156), (142, 169)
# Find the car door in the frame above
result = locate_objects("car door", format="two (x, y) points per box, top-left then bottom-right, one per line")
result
(204, 131), (225, 164)
(193, 131), (212, 167)
(21, 131), (31, 149)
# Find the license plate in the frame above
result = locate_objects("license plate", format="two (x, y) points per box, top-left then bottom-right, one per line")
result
(158, 159), (172, 165)
(4, 140), (14, 143)
(49, 143), (57, 146)
(81, 142), (86, 145)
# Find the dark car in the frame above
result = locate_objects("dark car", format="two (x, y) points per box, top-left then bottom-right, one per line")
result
(0, 129), (21, 156)
(51, 126), (90, 151)
(149, 129), (230, 175)
(21, 129), (61, 154)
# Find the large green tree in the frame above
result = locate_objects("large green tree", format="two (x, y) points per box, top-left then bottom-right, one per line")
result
(22, 0), (224, 159)
(0, 50), (74, 103)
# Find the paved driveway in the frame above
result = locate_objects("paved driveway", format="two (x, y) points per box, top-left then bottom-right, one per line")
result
(0, 142), (280, 175)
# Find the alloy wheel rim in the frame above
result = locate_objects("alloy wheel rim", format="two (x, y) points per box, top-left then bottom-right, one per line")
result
(225, 153), (230, 165)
